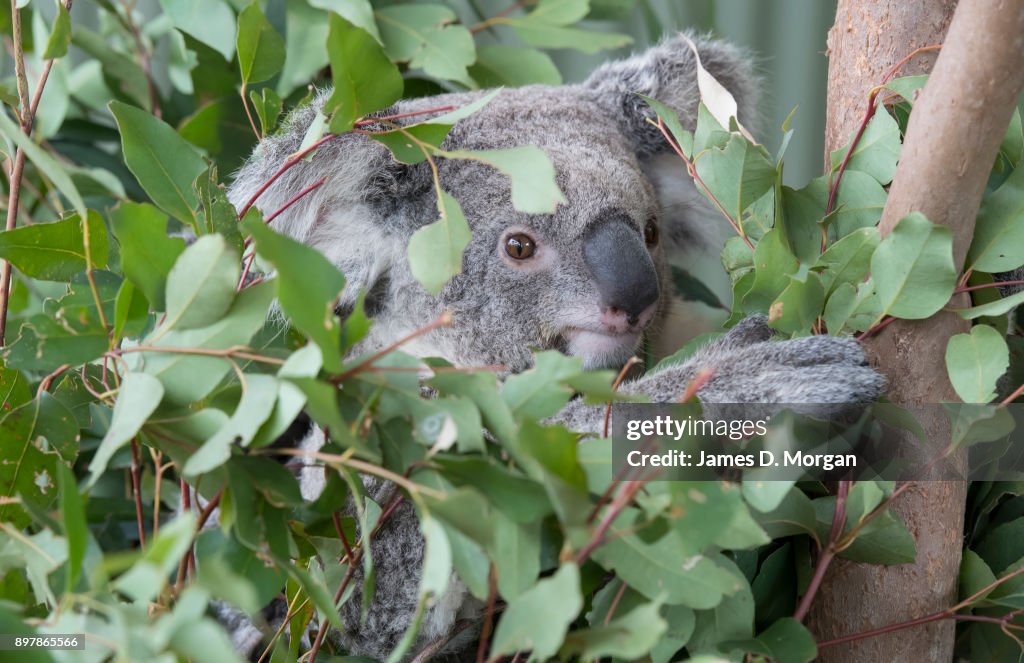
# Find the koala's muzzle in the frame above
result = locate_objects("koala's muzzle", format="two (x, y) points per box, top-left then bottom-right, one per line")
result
(583, 218), (660, 328)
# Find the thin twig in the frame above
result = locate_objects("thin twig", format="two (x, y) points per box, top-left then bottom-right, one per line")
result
(111, 345), (286, 366)
(476, 565), (498, 663)
(330, 312), (453, 383)
(603, 356), (642, 438)
(824, 45), (942, 223)
(264, 177), (326, 224)
(130, 439), (147, 548)
(656, 118), (754, 251)
(793, 479), (851, 622)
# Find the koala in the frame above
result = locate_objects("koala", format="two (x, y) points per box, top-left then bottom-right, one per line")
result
(223, 34), (884, 661)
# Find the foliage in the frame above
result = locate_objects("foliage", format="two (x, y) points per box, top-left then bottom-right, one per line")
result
(0, 2), (1022, 663)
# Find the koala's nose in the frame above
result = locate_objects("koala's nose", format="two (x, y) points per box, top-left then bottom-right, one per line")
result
(582, 218), (660, 327)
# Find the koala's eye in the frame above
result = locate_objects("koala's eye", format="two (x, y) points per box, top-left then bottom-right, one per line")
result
(505, 233), (536, 260)
(644, 219), (660, 247)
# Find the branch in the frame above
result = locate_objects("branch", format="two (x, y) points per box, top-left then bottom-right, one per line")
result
(793, 479), (850, 622)
(0, 0), (79, 345)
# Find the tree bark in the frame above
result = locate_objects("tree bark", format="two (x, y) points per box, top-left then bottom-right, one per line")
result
(809, 1), (1024, 661)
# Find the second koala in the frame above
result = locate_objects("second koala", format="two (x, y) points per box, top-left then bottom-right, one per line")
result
(227, 34), (883, 661)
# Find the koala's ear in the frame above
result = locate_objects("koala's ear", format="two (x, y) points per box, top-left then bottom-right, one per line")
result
(229, 90), (438, 317)
(584, 32), (760, 159)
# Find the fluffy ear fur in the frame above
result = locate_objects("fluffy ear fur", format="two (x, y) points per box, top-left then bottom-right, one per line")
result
(583, 32), (761, 158)
(583, 33), (760, 250)
(227, 91), (436, 315)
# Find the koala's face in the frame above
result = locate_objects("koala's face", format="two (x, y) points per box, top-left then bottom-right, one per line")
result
(424, 87), (669, 372)
(231, 35), (757, 375)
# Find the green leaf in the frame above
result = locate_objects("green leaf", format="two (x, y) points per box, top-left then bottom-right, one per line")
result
(5, 273), (118, 369)
(407, 190), (471, 294)
(71, 26), (151, 110)
(433, 456), (552, 523)
(500, 14), (631, 54)
(742, 479), (796, 514)
(490, 562), (583, 660)
(418, 516), (452, 599)
(371, 123), (452, 164)
(160, 0), (237, 62)
(250, 88), (283, 137)
(727, 618), (817, 663)
(976, 518), (1024, 574)
(502, 351), (583, 419)
(87, 373), (164, 485)
(0, 211), (108, 281)
(564, 599), (668, 659)
(742, 229), (798, 312)
(0, 528), (68, 608)
(956, 289), (1024, 320)
(278, 0), (330, 97)
(0, 363), (31, 413)
(183, 374), (279, 476)
(823, 279), (879, 334)
(882, 75), (928, 103)
(813, 227), (880, 295)
(752, 486), (818, 540)
(671, 266), (728, 310)
(113, 279), (149, 342)
(968, 164), (1024, 272)
(491, 511), (540, 600)
(829, 107), (902, 185)
(694, 134), (776, 225)
(444, 147), (566, 214)
(310, 0), (380, 41)
(237, 2), (286, 85)
(0, 107), (85, 219)
(590, 510), (742, 608)
(814, 497), (916, 565)
(946, 325), (1009, 403)
(133, 282), (274, 405)
(42, 2), (71, 59)
(375, 4), (476, 86)
(687, 559), (754, 651)
(0, 395), (77, 527)
(640, 94), (694, 158)
(872, 212), (957, 320)
(960, 549), (998, 603)
(113, 512), (196, 602)
(768, 273), (824, 336)
(163, 235), (240, 331)
(325, 13), (403, 133)
(195, 529), (286, 611)
(110, 101), (207, 225)
(780, 172), (886, 260)
(469, 46), (561, 87)
(57, 464), (87, 591)
(243, 210), (346, 372)
(109, 202), (186, 310)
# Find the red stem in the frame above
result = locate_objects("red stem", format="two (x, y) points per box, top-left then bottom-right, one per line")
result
(793, 480), (850, 622)
(237, 134), (340, 220)
(824, 45), (942, 225)
(956, 279), (1024, 294)
(476, 566), (498, 663)
(262, 177), (326, 225)
(130, 439), (147, 548)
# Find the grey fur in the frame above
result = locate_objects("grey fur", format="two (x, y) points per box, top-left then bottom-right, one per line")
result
(225, 34), (881, 660)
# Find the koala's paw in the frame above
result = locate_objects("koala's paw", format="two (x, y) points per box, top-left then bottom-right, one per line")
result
(629, 316), (884, 415)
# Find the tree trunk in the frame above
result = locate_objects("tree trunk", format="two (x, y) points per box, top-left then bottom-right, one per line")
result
(809, 1), (1024, 661)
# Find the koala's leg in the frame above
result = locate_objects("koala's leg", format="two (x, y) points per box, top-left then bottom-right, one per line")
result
(211, 598), (303, 662)
(551, 315), (885, 433)
(298, 427), (480, 661)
